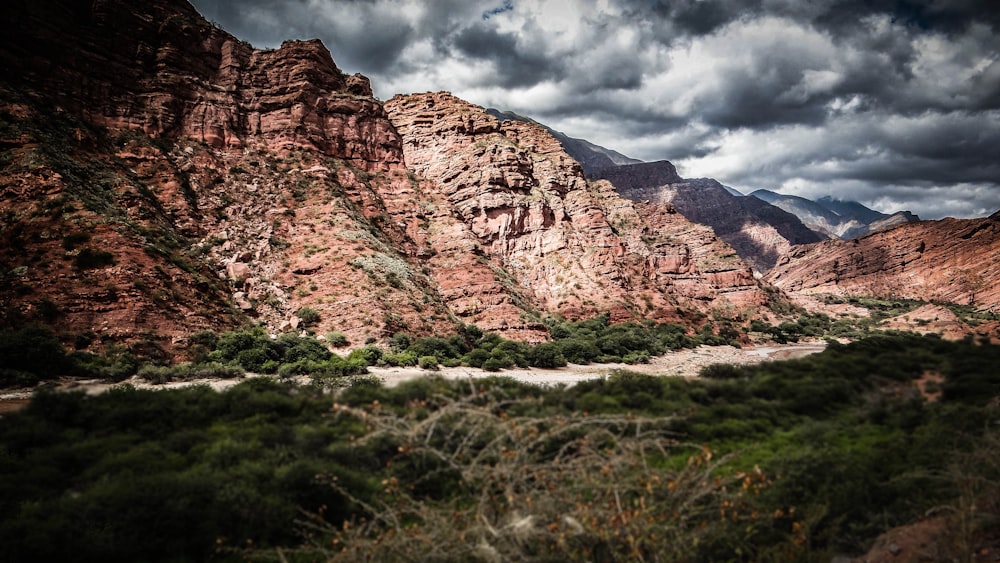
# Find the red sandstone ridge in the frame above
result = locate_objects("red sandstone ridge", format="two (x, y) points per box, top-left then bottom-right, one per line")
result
(765, 213), (1000, 311)
(0, 0), (784, 360)
(385, 92), (770, 325)
(0, 0), (449, 354)
(0, 0), (399, 168)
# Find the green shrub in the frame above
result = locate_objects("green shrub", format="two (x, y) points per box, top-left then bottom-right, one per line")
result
(408, 337), (463, 360)
(380, 351), (418, 367)
(326, 331), (349, 347)
(275, 333), (331, 363)
(557, 338), (601, 364)
(481, 357), (504, 372)
(418, 356), (439, 370)
(622, 351), (650, 365)
(295, 307), (321, 327)
(0, 325), (68, 386)
(347, 345), (383, 366)
(526, 342), (567, 368)
(463, 348), (490, 368)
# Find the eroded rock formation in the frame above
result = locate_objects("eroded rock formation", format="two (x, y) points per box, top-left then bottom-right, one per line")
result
(386, 93), (769, 324)
(592, 163), (826, 272)
(765, 213), (1000, 311)
(0, 0), (778, 358)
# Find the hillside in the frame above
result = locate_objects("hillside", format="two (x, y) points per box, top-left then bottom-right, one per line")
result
(591, 162), (826, 271)
(766, 212), (1000, 311)
(0, 0), (776, 359)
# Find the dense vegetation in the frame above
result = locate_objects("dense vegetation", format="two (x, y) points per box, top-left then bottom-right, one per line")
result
(1, 333), (998, 561)
(0, 314), (740, 389)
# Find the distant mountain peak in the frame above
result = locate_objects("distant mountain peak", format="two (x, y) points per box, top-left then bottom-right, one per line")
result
(750, 191), (919, 240)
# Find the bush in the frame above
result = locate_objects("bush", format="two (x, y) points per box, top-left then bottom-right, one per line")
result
(557, 338), (601, 364)
(326, 332), (349, 347)
(0, 325), (68, 386)
(381, 352), (417, 367)
(295, 307), (321, 327)
(347, 345), (383, 366)
(526, 342), (567, 368)
(418, 356), (439, 371)
(74, 247), (116, 269)
(622, 351), (650, 365)
(481, 357), (504, 372)
(463, 348), (490, 368)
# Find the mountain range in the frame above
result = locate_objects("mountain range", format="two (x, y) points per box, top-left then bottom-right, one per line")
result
(488, 109), (923, 270)
(0, 0), (996, 363)
(750, 189), (919, 239)
(0, 0), (775, 358)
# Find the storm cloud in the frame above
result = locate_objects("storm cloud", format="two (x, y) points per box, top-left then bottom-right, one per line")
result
(190, 0), (1000, 219)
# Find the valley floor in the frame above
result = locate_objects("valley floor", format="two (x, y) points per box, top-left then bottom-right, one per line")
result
(0, 341), (827, 413)
(373, 341), (827, 386)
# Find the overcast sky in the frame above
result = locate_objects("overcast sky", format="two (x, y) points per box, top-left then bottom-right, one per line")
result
(190, 0), (1000, 219)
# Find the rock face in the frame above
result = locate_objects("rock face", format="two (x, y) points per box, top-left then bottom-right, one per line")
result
(386, 93), (769, 327)
(0, 0), (445, 354)
(765, 213), (1000, 311)
(593, 163), (826, 271)
(0, 0), (778, 358)
(486, 108), (823, 270)
(0, 1), (398, 166)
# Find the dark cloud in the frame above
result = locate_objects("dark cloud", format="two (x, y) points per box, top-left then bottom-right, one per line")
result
(450, 23), (564, 88)
(189, 0), (1000, 219)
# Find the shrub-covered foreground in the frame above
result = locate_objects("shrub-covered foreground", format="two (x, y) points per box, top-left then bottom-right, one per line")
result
(1, 333), (999, 561)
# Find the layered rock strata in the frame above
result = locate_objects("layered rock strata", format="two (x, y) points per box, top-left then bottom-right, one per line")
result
(765, 213), (1000, 311)
(0, 0), (779, 357)
(592, 162), (826, 272)
(386, 93), (769, 324)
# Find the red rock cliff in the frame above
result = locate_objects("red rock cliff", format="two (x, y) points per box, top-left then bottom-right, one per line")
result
(386, 92), (769, 324)
(0, 0), (781, 358)
(765, 213), (1000, 311)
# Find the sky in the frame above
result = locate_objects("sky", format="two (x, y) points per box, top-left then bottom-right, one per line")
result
(189, 0), (1000, 219)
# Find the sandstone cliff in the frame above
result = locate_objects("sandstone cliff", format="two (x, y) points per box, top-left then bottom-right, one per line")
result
(0, 0), (778, 359)
(593, 163), (826, 271)
(765, 213), (1000, 311)
(0, 0), (456, 354)
(386, 93), (769, 325)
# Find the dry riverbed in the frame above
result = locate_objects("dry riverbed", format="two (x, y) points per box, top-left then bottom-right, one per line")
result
(0, 342), (826, 413)
(371, 341), (827, 387)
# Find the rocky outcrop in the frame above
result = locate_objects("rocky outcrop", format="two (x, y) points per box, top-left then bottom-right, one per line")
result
(486, 108), (642, 176)
(765, 213), (1000, 311)
(386, 93), (769, 324)
(0, 0), (400, 168)
(593, 164), (826, 271)
(0, 0), (783, 358)
(0, 0), (447, 353)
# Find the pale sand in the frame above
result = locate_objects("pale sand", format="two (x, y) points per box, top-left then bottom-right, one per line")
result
(369, 341), (827, 387)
